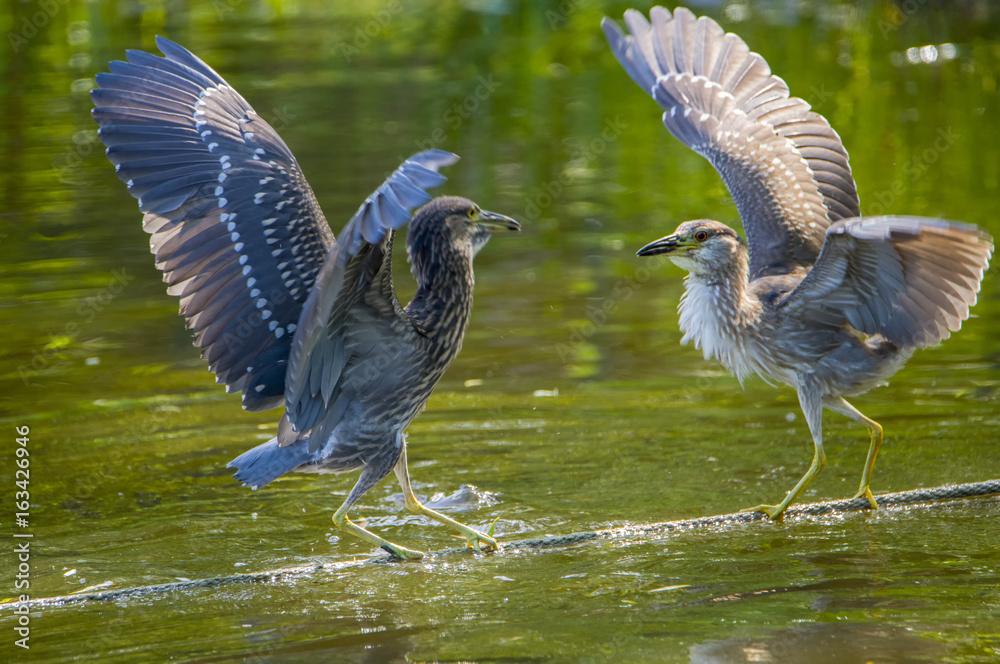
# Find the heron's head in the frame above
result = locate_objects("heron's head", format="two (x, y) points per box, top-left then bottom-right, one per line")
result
(408, 196), (520, 283)
(636, 220), (745, 277)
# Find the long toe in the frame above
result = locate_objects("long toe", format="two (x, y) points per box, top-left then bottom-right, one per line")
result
(740, 504), (788, 519)
(382, 543), (426, 561)
(461, 527), (498, 553)
(851, 486), (879, 509)
(333, 508), (427, 561)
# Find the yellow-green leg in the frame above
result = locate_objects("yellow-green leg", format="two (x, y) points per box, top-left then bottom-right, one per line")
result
(332, 458), (425, 561)
(741, 375), (826, 519)
(393, 446), (498, 553)
(829, 397), (883, 509)
(741, 441), (826, 519)
(332, 502), (424, 560)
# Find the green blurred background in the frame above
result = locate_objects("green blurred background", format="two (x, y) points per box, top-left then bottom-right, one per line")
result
(1, 1), (998, 662)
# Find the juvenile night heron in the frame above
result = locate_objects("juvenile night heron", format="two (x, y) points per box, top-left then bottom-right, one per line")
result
(92, 37), (519, 559)
(604, 8), (993, 518)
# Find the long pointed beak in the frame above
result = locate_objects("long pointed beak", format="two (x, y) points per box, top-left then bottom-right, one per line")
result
(636, 234), (680, 256)
(477, 210), (521, 232)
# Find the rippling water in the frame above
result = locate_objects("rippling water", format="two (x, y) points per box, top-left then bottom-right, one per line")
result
(2, 2), (998, 662)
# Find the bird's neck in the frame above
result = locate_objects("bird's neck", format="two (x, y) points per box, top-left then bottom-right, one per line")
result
(408, 260), (475, 345)
(677, 250), (763, 382)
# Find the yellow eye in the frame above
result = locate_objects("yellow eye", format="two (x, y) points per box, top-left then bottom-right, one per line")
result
(695, 230), (708, 242)
(467, 207), (479, 219)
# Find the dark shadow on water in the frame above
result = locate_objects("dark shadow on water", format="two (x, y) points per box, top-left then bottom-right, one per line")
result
(689, 622), (949, 664)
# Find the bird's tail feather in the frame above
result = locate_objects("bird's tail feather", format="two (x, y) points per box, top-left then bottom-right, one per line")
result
(227, 436), (313, 490)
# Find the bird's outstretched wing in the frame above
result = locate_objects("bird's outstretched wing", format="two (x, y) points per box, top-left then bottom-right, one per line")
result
(92, 36), (333, 411)
(603, 7), (860, 278)
(283, 151), (459, 451)
(779, 216), (993, 349)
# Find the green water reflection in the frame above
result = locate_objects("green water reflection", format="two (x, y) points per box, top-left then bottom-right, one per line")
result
(2, 1), (998, 662)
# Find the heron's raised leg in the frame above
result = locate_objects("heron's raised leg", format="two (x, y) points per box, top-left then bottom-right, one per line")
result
(742, 375), (826, 519)
(333, 463), (425, 561)
(393, 444), (498, 553)
(827, 397), (883, 509)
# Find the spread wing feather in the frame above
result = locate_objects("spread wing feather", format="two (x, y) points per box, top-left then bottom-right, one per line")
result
(603, 7), (861, 278)
(780, 216), (993, 349)
(93, 36), (331, 411)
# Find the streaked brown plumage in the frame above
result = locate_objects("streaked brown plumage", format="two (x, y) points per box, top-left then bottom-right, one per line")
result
(605, 7), (994, 518)
(92, 37), (519, 560)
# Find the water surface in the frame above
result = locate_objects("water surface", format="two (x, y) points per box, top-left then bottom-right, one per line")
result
(2, 1), (999, 662)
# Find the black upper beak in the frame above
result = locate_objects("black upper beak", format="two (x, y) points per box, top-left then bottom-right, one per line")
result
(478, 210), (521, 232)
(636, 234), (679, 257)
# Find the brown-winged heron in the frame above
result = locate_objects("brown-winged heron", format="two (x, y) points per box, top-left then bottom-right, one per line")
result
(603, 7), (993, 518)
(92, 37), (519, 559)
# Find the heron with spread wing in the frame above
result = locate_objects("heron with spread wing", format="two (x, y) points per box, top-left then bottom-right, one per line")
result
(603, 7), (993, 518)
(92, 37), (518, 559)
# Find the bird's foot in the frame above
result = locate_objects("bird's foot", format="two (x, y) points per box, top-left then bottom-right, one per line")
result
(333, 512), (425, 561)
(851, 486), (879, 509)
(740, 503), (789, 520)
(402, 494), (500, 553)
(454, 525), (499, 554)
(380, 542), (426, 561)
